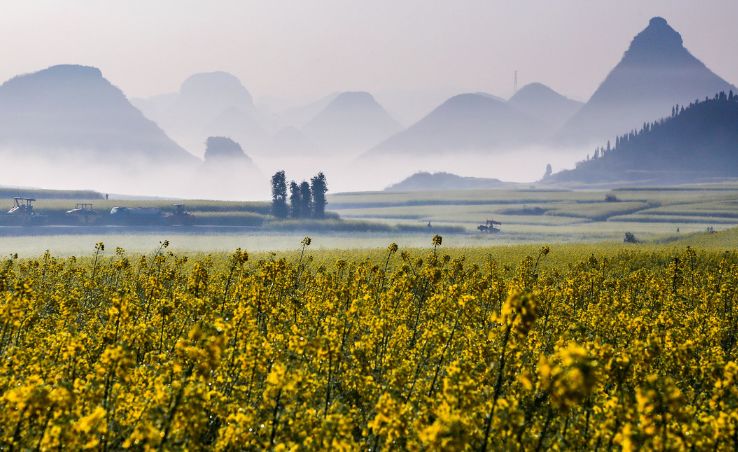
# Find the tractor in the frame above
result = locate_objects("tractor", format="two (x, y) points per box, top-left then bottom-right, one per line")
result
(478, 219), (501, 233)
(7, 198), (46, 225)
(166, 204), (194, 226)
(109, 206), (164, 225)
(8, 197), (35, 215)
(66, 203), (97, 224)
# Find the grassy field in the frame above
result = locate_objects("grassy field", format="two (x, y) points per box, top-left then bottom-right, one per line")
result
(1, 185), (736, 256)
(1, 224), (734, 260)
(329, 185), (738, 242)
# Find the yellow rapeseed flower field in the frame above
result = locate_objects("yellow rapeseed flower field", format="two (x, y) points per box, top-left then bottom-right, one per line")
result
(1, 239), (737, 450)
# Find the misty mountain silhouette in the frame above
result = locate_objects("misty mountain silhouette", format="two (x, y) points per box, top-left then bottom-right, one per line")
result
(178, 72), (255, 118)
(472, 92), (506, 102)
(558, 17), (736, 145)
(301, 91), (401, 153)
(0, 64), (195, 164)
(203, 136), (255, 165)
(508, 83), (582, 132)
(385, 171), (511, 191)
(268, 126), (317, 156)
(275, 93), (339, 129)
(549, 92), (738, 185)
(365, 93), (542, 156)
(133, 71), (268, 155)
(198, 136), (264, 199)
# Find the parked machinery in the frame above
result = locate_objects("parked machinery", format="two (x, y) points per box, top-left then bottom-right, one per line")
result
(7, 197), (46, 225)
(8, 197), (35, 216)
(166, 204), (194, 226)
(66, 203), (97, 224)
(109, 206), (164, 225)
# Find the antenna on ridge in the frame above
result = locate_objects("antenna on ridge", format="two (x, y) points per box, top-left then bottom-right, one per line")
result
(514, 70), (518, 93)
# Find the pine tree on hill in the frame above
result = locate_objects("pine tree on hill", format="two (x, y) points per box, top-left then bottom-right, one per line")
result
(549, 92), (738, 184)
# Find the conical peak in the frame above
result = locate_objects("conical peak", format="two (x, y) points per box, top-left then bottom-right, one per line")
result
(649, 16), (668, 27)
(181, 71), (244, 91)
(179, 71), (253, 107)
(625, 17), (685, 61)
(510, 83), (558, 101)
(331, 91), (377, 107)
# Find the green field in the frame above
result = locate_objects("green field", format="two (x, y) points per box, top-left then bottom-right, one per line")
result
(329, 185), (738, 242)
(1, 185), (737, 256)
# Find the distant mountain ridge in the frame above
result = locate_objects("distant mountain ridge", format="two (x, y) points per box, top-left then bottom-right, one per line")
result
(558, 17), (736, 145)
(203, 136), (254, 164)
(275, 93), (339, 129)
(549, 92), (738, 185)
(194, 135), (264, 200)
(301, 91), (401, 153)
(386, 171), (512, 191)
(508, 83), (582, 132)
(0, 64), (195, 164)
(365, 93), (544, 157)
(133, 71), (268, 155)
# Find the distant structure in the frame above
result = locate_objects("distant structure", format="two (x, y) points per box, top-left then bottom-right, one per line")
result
(478, 219), (502, 233)
(514, 70), (518, 93)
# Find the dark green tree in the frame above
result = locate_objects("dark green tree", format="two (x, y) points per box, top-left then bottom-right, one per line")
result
(289, 181), (302, 218)
(299, 181), (312, 217)
(271, 170), (288, 218)
(310, 172), (328, 218)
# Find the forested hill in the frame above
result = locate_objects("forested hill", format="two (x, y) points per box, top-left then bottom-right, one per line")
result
(549, 92), (738, 185)
(557, 17), (736, 146)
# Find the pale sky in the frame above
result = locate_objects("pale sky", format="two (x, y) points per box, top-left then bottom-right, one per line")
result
(1, 0), (737, 117)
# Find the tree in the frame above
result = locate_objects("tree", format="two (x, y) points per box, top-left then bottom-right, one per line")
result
(310, 172), (328, 218)
(271, 171), (288, 218)
(299, 181), (312, 217)
(623, 232), (638, 243)
(289, 181), (302, 218)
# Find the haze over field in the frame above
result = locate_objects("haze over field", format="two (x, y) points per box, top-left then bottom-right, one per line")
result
(0, 1), (737, 198)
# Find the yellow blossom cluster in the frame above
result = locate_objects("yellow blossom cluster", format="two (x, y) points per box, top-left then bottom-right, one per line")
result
(0, 244), (737, 450)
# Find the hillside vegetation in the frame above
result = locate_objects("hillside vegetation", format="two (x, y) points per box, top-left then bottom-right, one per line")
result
(552, 92), (738, 184)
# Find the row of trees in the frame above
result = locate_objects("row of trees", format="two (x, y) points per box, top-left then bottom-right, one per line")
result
(271, 171), (328, 219)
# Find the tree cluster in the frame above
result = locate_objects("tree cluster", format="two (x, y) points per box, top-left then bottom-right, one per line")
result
(271, 171), (328, 219)
(575, 90), (738, 171)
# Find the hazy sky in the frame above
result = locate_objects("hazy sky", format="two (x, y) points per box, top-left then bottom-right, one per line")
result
(2, 0), (737, 119)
